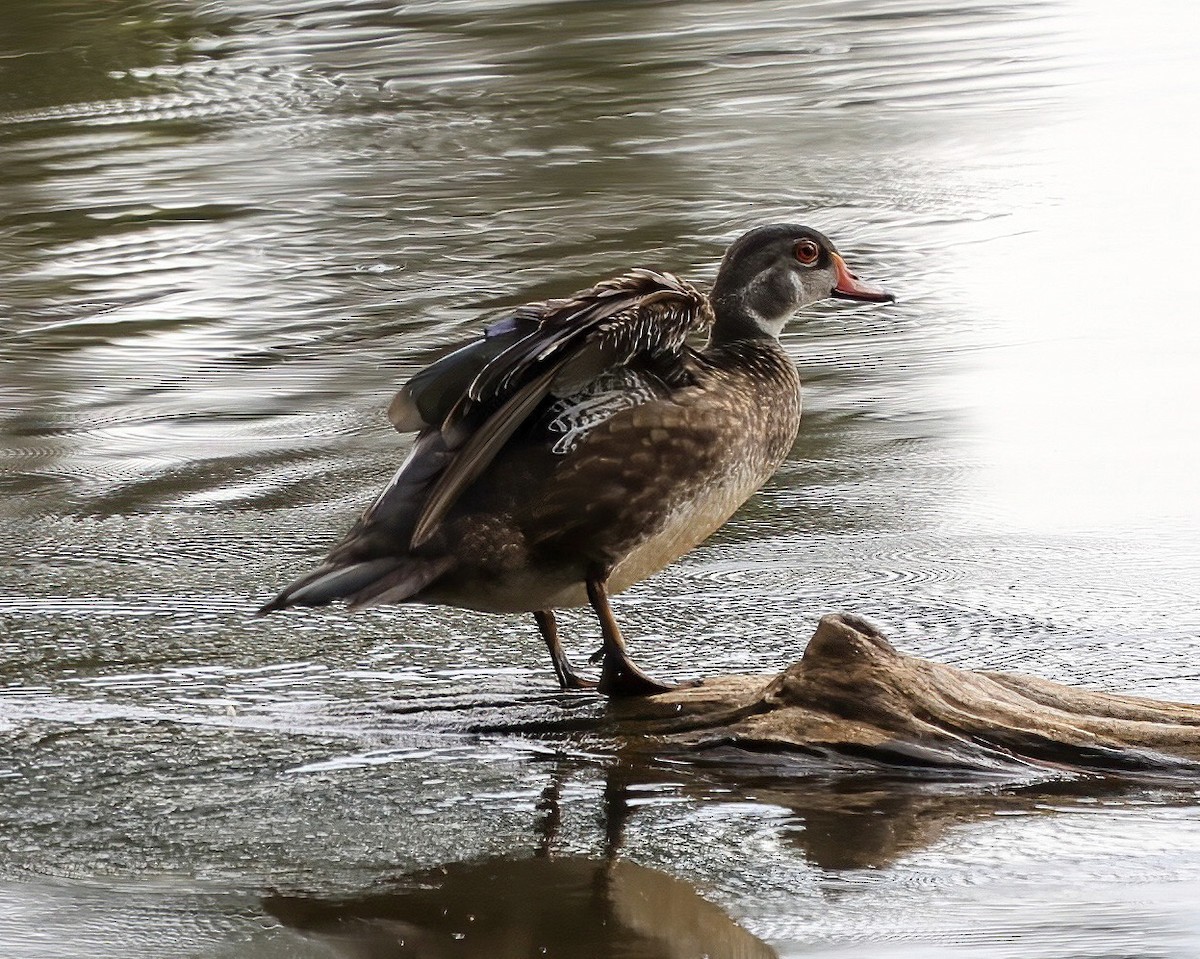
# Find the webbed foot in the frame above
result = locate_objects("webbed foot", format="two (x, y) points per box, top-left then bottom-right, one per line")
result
(597, 651), (676, 697)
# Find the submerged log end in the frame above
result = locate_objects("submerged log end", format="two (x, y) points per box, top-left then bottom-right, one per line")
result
(611, 613), (1200, 776)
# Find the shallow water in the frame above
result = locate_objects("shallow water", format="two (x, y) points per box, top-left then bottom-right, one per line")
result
(3, 0), (1200, 955)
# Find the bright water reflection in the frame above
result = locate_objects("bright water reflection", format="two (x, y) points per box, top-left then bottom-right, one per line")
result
(2, 0), (1200, 956)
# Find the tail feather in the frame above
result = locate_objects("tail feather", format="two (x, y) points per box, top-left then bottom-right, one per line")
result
(258, 432), (462, 617)
(345, 556), (454, 610)
(258, 558), (410, 615)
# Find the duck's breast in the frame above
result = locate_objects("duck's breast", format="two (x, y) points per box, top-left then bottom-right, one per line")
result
(530, 343), (803, 591)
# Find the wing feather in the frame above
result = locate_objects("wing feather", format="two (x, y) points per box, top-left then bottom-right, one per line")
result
(409, 364), (560, 547)
(386, 316), (539, 432)
(407, 270), (710, 546)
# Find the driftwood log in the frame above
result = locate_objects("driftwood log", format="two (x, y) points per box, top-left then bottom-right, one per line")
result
(589, 613), (1200, 777)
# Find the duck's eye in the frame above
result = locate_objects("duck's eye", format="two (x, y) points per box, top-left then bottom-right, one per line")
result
(794, 239), (820, 265)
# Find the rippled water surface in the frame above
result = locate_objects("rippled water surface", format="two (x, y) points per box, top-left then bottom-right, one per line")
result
(4, 1), (1200, 956)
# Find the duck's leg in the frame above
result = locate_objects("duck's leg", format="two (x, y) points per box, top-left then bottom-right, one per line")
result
(533, 609), (596, 691)
(585, 575), (674, 696)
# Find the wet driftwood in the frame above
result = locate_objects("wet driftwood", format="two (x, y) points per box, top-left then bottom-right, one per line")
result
(599, 613), (1200, 776)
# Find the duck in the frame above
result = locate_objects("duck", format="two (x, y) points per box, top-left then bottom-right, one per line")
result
(259, 224), (894, 696)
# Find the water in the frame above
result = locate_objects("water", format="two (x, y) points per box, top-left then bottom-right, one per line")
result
(3, 0), (1200, 955)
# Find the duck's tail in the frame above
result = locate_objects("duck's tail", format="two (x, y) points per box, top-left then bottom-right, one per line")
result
(257, 555), (453, 616)
(258, 426), (462, 617)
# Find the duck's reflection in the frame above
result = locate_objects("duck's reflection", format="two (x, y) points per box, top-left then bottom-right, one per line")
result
(265, 763), (777, 958)
(266, 853), (776, 958)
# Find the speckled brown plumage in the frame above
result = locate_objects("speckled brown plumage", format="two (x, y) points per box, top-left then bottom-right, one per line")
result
(260, 223), (894, 695)
(422, 340), (802, 612)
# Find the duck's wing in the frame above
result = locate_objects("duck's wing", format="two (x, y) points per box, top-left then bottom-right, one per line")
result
(406, 269), (712, 547)
(387, 269), (707, 430)
(385, 314), (541, 433)
(259, 270), (710, 613)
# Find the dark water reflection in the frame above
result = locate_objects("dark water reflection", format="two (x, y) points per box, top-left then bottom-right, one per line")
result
(267, 763), (1170, 957)
(4, 0), (1200, 956)
(265, 763), (781, 958)
(267, 856), (778, 959)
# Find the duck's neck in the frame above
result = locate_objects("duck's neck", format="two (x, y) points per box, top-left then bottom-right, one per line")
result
(707, 290), (787, 347)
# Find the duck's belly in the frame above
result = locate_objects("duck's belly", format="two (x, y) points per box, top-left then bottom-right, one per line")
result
(422, 462), (769, 614)
(606, 464), (765, 595)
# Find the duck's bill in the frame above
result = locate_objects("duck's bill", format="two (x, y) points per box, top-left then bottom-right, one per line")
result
(830, 253), (896, 303)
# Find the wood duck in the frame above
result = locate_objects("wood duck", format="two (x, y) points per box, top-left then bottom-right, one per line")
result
(259, 224), (894, 696)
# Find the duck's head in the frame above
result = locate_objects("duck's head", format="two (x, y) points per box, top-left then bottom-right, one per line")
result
(709, 223), (894, 343)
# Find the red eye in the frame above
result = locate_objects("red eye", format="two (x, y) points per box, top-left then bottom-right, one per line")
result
(794, 239), (820, 265)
